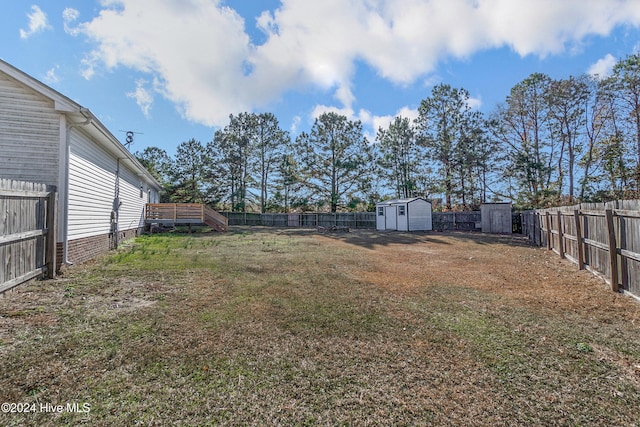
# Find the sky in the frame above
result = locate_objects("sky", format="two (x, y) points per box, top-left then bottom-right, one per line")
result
(2, 0), (640, 157)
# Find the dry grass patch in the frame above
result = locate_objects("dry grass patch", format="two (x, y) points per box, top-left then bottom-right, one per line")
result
(1, 227), (639, 426)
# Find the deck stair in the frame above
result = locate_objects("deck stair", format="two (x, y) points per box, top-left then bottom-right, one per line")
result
(145, 203), (227, 232)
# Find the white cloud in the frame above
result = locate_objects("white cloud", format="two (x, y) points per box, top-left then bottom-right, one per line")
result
(43, 66), (59, 84)
(310, 103), (419, 143)
(370, 107), (420, 136)
(77, 0), (252, 126)
(467, 96), (482, 110)
(588, 54), (617, 79)
(310, 104), (356, 121)
(290, 115), (301, 134)
(19, 5), (50, 39)
(334, 85), (355, 109)
(126, 80), (154, 118)
(74, 0), (640, 127)
(63, 8), (81, 36)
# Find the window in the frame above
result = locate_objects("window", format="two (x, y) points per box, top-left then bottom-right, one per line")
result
(398, 205), (406, 216)
(378, 207), (384, 216)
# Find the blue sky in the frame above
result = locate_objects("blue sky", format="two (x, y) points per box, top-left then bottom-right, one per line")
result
(2, 0), (640, 156)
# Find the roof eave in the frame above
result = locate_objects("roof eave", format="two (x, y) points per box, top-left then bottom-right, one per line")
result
(0, 58), (162, 191)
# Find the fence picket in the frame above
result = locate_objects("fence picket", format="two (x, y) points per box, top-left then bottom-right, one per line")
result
(605, 209), (619, 292)
(0, 179), (57, 294)
(574, 209), (584, 270)
(522, 200), (640, 298)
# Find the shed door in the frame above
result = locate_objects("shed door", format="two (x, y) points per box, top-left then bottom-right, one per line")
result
(490, 209), (512, 234)
(386, 206), (397, 230)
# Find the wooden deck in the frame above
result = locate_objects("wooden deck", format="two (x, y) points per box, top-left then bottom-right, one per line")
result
(145, 203), (227, 232)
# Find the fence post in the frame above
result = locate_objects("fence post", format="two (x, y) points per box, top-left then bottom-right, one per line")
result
(557, 211), (565, 259)
(574, 209), (584, 270)
(45, 190), (58, 278)
(545, 212), (552, 250)
(605, 209), (619, 292)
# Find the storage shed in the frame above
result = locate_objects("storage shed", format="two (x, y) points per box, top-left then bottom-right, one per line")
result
(376, 197), (432, 231)
(480, 203), (512, 234)
(0, 59), (161, 268)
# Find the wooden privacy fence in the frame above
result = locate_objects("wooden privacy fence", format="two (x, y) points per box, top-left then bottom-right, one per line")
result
(0, 179), (57, 294)
(433, 212), (481, 231)
(221, 211), (483, 231)
(221, 212), (377, 229)
(522, 200), (640, 298)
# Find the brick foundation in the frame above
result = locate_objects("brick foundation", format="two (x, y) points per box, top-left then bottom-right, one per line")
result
(56, 227), (143, 271)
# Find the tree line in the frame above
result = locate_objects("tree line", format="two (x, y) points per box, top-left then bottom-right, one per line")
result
(136, 54), (640, 212)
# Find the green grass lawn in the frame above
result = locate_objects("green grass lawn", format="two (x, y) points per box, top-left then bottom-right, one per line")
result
(1, 228), (639, 426)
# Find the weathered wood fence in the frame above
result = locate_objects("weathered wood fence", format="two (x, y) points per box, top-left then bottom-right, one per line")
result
(0, 179), (57, 294)
(220, 211), (483, 231)
(433, 212), (482, 231)
(221, 212), (377, 229)
(522, 200), (640, 298)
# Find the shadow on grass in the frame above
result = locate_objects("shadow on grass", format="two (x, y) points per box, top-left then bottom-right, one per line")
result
(218, 226), (535, 250)
(156, 225), (535, 251)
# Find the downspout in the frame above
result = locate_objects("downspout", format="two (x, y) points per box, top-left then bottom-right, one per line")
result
(63, 107), (93, 265)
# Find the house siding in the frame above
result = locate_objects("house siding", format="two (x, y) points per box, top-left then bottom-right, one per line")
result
(68, 127), (152, 243)
(118, 164), (151, 233)
(1, 59), (161, 269)
(0, 73), (60, 185)
(68, 128), (117, 240)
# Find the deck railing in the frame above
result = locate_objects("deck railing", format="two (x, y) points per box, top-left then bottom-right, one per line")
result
(145, 203), (227, 231)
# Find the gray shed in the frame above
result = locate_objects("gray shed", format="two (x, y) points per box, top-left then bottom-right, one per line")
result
(376, 197), (432, 231)
(480, 203), (512, 234)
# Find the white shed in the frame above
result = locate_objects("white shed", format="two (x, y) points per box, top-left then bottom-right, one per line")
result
(376, 197), (432, 231)
(0, 59), (161, 268)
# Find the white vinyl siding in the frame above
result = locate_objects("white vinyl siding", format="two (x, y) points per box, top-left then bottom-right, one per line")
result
(1, 59), (161, 266)
(68, 129), (117, 240)
(407, 199), (432, 231)
(118, 165), (148, 232)
(0, 73), (60, 185)
(68, 128), (151, 240)
(376, 198), (432, 231)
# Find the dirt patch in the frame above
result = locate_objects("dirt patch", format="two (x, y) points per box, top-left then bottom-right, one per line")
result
(1, 229), (639, 426)
(321, 230), (635, 314)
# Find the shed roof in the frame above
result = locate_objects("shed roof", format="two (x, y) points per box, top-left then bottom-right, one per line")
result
(0, 58), (161, 191)
(376, 197), (431, 206)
